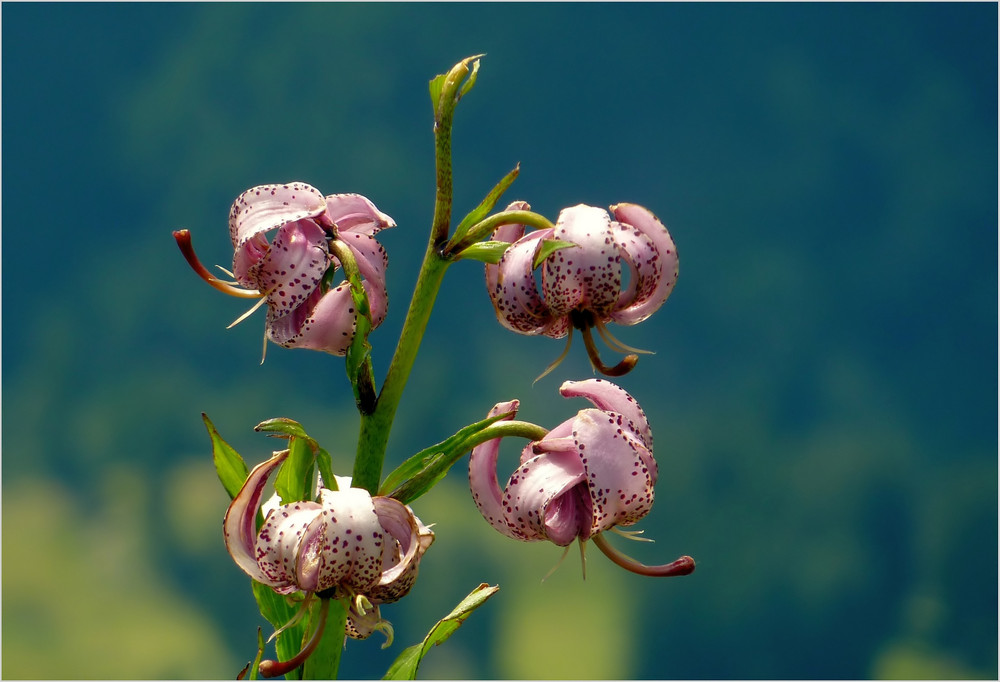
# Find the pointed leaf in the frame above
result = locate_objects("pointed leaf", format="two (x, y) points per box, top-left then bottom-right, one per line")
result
(301, 598), (348, 680)
(251, 581), (306, 681)
(533, 239), (578, 270)
(316, 447), (337, 492)
(451, 165), (520, 246)
(378, 410), (517, 504)
(453, 240), (512, 265)
(203, 413), (250, 500)
(275, 437), (316, 505)
(254, 417), (311, 441)
(383, 584), (500, 680)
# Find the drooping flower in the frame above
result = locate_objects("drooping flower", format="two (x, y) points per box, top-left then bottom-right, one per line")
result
(175, 182), (395, 356)
(485, 202), (678, 377)
(468, 378), (693, 577)
(224, 450), (434, 654)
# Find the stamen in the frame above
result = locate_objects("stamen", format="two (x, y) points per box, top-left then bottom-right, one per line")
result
(266, 594), (315, 644)
(580, 325), (638, 377)
(258, 597), (331, 678)
(534, 331), (573, 384)
(611, 527), (654, 543)
(594, 318), (653, 355)
(542, 544), (573, 582)
(173, 230), (262, 299)
(592, 533), (695, 577)
(227, 294), (270, 329)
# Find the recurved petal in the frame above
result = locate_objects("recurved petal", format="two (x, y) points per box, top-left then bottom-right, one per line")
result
(252, 220), (330, 314)
(489, 230), (556, 335)
(229, 183), (331, 250)
(337, 230), (390, 327)
(543, 205), (622, 317)
(504, 448), (588, 545)
(485, 201), (530, 299)
(469, 400), (527, 540)
(368, 498), (433, 604)
(608, 203), (678, 326)
(559, 378), (652, 450)
(572, 409), (656, 535)
(266, 284), (356, 355)
(256, 499), (324, 593)
(325, 194), (396, 236)
(223, 450), (289, 587)
(302, 487), (384, 593)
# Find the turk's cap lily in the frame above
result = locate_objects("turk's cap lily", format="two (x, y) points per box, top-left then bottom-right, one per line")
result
(485, 201), (678, 376)
(224, 451), (433, 633)
(176, 183), (395, 356)
(469, 378), (693, 577)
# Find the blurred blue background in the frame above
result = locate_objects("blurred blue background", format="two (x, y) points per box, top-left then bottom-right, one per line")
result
(2, 2), (996, 679)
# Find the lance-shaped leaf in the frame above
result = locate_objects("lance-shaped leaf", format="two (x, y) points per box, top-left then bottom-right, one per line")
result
(251, 581), (306, 681)
(274, 437), (316, 505)
(449, 164), (520, 248)
(383, 584), (500, 681)
(203, 413), (250, 500)
(453, 240), (512, 265)
(378, 409), (518, 504)
(255, 418), (337, 493)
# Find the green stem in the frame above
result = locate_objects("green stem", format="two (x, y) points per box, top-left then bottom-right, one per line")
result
(352, 57), (481, 492)
(445, 209), (556, 257)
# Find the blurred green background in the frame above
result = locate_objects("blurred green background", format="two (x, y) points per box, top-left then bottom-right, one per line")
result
(2, 2), (996, 679)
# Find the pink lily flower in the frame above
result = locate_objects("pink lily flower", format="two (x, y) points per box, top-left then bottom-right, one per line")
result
(468, 378), (694, 577)
(485, 202), (678, 376)
(176, 182), (395, 356)
(224, 450), (433, 655)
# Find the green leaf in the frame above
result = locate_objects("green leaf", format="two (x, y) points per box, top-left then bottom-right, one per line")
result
(453, 240), (512, 265)
(275, 437), (315, 505)
(428, 72), (446, 111)
(301, 599), (348, 680)
(533, 239), (578, 269)
(251, 581), (306, 681)
(316, 447), (337, 492)
(255, 417), (311, 441)
(383, 584), (500, 680)
(378, 410), (516, 504)
(203, 413), (250, 500)
(451, 165), (520, 245)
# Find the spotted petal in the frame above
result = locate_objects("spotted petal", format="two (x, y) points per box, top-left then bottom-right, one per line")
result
(252, 220), (330, 315)
(230, 182), (332, 281)
(608, 203), (678, 326)
(504, 447), (588, 545)
(325, 193), (396, 236)
(302, 487), (384, 594)
(488, 230), (558, 336)
(543, 205), (622, 318)
(571, 409), (656, 535)
(469, 400), (527, 540)
(559, 378), (653, 451)
(223, 450), (289, 587)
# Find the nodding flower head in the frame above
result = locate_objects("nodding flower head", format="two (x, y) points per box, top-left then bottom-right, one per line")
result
(485, 202), (678, 377)
(175, 182), (395, 356)
(224, 451), (433, 658)
(468, 378), (693, 578)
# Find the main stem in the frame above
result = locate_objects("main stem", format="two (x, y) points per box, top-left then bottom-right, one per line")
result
(352, 84), (459, 493)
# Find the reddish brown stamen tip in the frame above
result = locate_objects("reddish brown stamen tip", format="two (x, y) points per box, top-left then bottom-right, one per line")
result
(580, 324), (639, 377)
(174, 229), (261, 299)
(258, 598), (331, 678)
(592, 533), (695, 577)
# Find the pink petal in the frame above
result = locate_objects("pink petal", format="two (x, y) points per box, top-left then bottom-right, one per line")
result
(368, 498), (433, 604)
(488, 230), (558, 335)
(303, 487), (384, 593)
(223, 450), (289, 587)
(608, 203), (678, 326)
(256, 499), (324, 593)
(570, 409), (656, 535)
(485, 201), (530, 301)
(504, 448), (587, 545)
(337, 230), (390, 327)
(229, 182), (331, 262)
(252, 220), (329, 314)
(559, 378), (653, 450)
(324, 193), (396, 236)
(468, 400), (528, 540)
(543, 205), (622, 318)
(266, 284), (355, 355)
